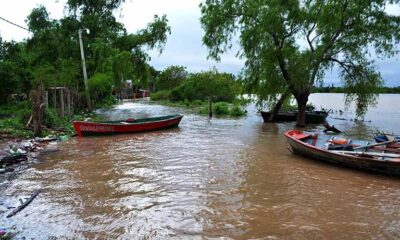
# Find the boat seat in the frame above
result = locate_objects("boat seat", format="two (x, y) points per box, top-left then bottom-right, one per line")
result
(291, 132), (311, 140)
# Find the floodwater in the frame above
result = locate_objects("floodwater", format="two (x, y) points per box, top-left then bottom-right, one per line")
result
(2, 94), (400, 239)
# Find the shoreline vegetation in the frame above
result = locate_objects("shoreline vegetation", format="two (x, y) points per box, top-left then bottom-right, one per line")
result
(313, 86), (400, 94)
(0, 100), (104, 139)
(150, 99), (247, 118)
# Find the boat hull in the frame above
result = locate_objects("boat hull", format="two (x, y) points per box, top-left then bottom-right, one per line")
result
(261, 111), (328, 123)
(284, 130), (400, 176)
(73, 115), (183, 137)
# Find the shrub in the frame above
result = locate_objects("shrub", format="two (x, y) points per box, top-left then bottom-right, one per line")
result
(171, 71), (240, 102)
(229, 105), (246, 116)
(192, 100), (204, 105)
(213, 102), (229, 115)
(88, 73), (113, 105)
(198, 104), (209, 115)
(150, 90), (171, 101)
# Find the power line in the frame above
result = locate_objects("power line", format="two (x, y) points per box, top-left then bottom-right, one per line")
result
(0, 16), (30, 32)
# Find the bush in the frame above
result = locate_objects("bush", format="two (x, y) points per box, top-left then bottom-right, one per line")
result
(214, 102), (229, 115)
(192, 99), (204, 105)
(198, 104), (209, 115)
(43, 108), (65, 128)
(172, 71), (240, 102)
(169, 87), (185, 102)
(197, 102), (246, 117)
(229, 105), (246, 116)
(150, 90), (171, 101)
(88, 73), (113, 106)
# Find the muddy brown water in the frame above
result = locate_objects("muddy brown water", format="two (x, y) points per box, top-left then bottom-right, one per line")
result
(2, 94), (400, 239)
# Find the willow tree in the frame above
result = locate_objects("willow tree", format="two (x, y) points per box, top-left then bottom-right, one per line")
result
(201, 0), (400, 126)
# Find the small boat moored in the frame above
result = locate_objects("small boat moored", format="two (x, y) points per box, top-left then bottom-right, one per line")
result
(73, 114), (183, 137)
(261, 110), (328, 123)
(284, 130), (400, 176)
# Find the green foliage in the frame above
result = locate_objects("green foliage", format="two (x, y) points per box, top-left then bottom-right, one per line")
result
(0, 40), (31, 103)
(26, 6), (53, 33)
(174, 70), (240, 102)
(200, 0), (400, 123)
(198, 101), (245, 117)
(156, 65), (187, 91)
(0, 1), (171, 112)
(0, 101), (33, 137)
(213, 102), (229, 115)
(88, 73), (113, 105)
(0, 61), (18, 103)
(0, 0), (172, 119)
(150, 90), (171, 101)
(43, 108), (65, 128)
(229, 105), (246, 117)
(313, 85), (400, 94)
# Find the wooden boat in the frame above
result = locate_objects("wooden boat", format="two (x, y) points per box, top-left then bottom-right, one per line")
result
(73, 114), (183, 137)
(284, 130), (400, 176)
(261, 110), (328, 123)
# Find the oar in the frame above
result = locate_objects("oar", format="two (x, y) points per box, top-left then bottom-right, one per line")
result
(331, 150), (400, 158)
(353, 139), (400, 151)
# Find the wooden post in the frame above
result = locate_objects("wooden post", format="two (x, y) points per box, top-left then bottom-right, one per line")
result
(67, 88), (71, 116)
(71, 91), (74, 117)
(208, 97), (212, 119)
(53, 88), (57, 109)
(44, 91), (48, 110)
(30, 90), (41, 137)
(60, 88), (65, 117)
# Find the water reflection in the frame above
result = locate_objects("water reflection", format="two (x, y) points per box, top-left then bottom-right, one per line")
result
(2, 95), (400, 239)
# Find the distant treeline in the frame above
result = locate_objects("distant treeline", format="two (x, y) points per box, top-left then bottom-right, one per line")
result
(313, 86), (400, 94)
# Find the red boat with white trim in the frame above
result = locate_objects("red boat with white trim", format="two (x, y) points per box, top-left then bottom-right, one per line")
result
(73, 114), (183, 137)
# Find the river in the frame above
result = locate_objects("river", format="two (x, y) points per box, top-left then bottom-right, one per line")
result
(2, 94), (400, 239)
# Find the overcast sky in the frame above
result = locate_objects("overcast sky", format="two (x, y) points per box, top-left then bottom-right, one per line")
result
(0, 0), (399, 86)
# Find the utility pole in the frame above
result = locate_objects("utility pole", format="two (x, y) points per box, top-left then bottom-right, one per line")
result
(78, 29), (92, 111)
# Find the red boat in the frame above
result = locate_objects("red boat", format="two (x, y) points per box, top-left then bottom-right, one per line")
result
(284, 130), (400, 176)
(73, 114), (183, 137)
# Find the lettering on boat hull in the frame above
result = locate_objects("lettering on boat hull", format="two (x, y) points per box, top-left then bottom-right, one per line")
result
(80, 125), (115, 132)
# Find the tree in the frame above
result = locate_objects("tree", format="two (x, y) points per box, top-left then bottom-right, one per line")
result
(172, 70), (240, 102)
(201, 0), (400, 126)
(156, 66), (187, 91)
(21, 1), (171, 111)
(0, 39), (31, 103)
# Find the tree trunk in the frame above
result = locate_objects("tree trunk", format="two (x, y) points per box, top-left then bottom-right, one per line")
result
(269, 92), (290, 121)
(295, 94), (309, 127)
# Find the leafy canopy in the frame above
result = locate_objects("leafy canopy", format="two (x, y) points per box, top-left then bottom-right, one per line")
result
(156, 66), (188, 91)
(201, 0), (400, 118)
